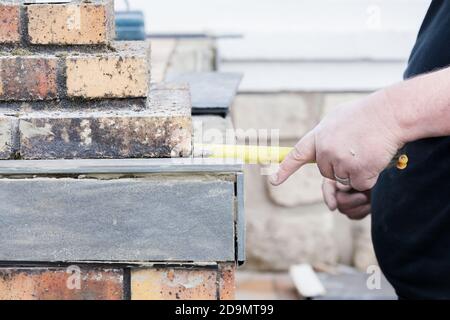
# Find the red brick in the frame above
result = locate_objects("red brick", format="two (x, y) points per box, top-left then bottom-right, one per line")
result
(219, 264), (236, 300)
(131, 268), (218, 300)
(0, 4), (20, 44)
(0, 56), (58, 101)
(0, 267), (124, 300)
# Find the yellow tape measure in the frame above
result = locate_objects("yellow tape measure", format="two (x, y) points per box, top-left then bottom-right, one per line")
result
(196, 144), (409, 170)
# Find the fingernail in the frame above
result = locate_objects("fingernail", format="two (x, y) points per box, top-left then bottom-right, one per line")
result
(270, 173), (279, 185)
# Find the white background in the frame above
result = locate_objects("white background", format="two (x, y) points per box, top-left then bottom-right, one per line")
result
(117, 0), (432, 91)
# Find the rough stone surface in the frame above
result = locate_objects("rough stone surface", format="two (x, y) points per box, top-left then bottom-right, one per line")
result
(0, 97), (148, 113)
(0, 56), (58, 101)
(131, 268), (218, 300)
(19, 111), (191, 159)
(66, 41), (151, 99)
(0, 115), (15, 159)
(0, 83), (191, 159)
(0, 268), (123, 300)
(148, 83), (191, 115)
(0, 3), (20, 44)
(26, 0), (115, 45)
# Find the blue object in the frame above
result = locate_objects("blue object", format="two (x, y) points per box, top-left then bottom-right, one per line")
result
(115, 11), (146, 40)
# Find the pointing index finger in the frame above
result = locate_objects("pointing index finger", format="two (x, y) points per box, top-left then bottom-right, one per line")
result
(270, 131), (316, 186)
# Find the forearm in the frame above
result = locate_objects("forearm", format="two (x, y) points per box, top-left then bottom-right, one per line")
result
(383, 66), (450, 143)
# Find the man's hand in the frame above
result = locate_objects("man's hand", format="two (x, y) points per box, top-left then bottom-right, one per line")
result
(270, 67), (450, 191)
(270, 91), (405, 191)
(322, 179), (371, 220)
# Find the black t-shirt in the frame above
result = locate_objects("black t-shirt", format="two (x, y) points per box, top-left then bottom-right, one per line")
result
(372, 0), (450, 299)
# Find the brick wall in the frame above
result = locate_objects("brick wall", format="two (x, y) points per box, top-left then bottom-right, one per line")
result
(0, 0), (192, 160)
(0, 0), (115, 45)
(0, 264), (235, 300)
(0, 1), (229, 301)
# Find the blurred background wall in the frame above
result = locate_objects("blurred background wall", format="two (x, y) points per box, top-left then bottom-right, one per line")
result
(117, 0), (431, 271)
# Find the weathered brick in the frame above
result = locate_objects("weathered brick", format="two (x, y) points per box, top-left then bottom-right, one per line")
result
(0, 3), (20, 44)
(19, 112), (191, 160)
(26, 0), (115, 45)
(13, 84), (190, 160)
(66, 41), (151, 99)
(0, 267), (123, 300)
(14, 84), (191, 159)
(0, 115), (16, 159)
(219, 264), (236, 300)
(0, 55), (58, 101)
(131, 268), (218, 300)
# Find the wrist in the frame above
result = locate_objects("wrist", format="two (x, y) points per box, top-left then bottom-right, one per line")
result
(379, 84), (421, 144)
(370, 88), (409, 147)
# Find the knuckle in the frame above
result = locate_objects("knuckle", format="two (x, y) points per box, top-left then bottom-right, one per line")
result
(291, 147), (305, 162)
(354, 179), (377, 192)
(334, 152), (349, 163)
(318, 166), (333, 180)
(350, 175), (372, 192)
(319, 146), (333, 157)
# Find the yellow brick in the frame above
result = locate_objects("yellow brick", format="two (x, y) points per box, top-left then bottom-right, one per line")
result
(27, 0), (114, 45)
(131, 268), (218, 300)
(66, 42), (151, 99)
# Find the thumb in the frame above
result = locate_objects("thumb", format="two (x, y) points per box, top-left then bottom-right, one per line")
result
(270, 130), (316, 186)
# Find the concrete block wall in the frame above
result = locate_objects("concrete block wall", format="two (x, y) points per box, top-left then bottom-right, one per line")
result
(231, 92), (378, 271)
